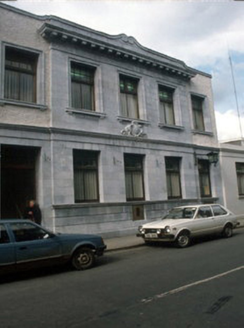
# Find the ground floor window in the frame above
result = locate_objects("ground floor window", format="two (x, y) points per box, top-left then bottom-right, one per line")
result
(73, 150), (99, 202)
(236, 162), (244, 196)
(124, 154), (145, 201)
(198, 159), (211, 197)
(165, 157), (182, 199)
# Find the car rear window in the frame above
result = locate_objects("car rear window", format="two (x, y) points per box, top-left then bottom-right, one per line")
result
(212, 205), (227, 216)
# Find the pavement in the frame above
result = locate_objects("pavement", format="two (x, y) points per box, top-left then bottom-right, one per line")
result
(104, 234), (145, 252)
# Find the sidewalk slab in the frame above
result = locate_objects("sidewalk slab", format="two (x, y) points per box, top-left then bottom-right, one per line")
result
(104, 234), (145, 252)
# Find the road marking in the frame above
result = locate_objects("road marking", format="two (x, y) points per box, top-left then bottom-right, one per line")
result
(141, 265), (244, 304)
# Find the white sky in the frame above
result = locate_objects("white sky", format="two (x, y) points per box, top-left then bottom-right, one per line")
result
(4, 0), (244, 141)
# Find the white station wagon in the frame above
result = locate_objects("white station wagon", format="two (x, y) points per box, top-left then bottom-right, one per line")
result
(137, 204), (240, 248)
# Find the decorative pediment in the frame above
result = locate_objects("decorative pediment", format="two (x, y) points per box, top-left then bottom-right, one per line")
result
(39, 22), (196, 80)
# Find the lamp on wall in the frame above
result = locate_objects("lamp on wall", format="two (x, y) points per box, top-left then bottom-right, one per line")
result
(207, 151), (219, 167)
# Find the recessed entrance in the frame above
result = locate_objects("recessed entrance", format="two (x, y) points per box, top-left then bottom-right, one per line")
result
(0, 145), (40, 219)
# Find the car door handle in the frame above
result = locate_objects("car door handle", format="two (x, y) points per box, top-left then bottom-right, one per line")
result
(19, 246), (28, 250)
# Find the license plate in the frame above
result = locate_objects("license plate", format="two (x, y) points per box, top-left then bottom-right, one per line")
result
(145, 233), (158, 238)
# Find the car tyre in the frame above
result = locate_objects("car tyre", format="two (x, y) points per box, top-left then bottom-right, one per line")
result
(71, 247), (95, 270)
(222, 224), (233, 238)
(176, 232), (191, 248)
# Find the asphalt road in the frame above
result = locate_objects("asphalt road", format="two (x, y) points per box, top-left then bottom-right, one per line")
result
(0, 228), (244, 328)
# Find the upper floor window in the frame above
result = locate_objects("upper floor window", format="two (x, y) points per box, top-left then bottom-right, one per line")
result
(191, 95), (205, 131)
(124, 154), (144, 201)
(159, 86), (175, 125)
(236, 162), (244, 196)
(71, 62), (95, 111)
(198, 159), (211, 197)
(4, 47), (38, 103)
(73, 150), (99, 203)
(165, 157), (182, 199)
(120, 75), (139, 119)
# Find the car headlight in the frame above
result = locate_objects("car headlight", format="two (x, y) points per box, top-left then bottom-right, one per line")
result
(164, 226), (171, 234)
(138, 226), (145, 234)
(157, 229), (162, 234)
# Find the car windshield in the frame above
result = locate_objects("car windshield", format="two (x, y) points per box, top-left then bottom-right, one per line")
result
(163, 207), (197, 220)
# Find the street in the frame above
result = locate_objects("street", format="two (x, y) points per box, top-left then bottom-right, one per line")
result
(0, 228), (244, 328)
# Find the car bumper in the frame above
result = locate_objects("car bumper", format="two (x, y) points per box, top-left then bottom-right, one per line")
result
(96, 244), (107, 256)
(137, 233), (175, 242)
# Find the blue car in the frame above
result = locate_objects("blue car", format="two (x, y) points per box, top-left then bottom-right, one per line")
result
(0, 219), (106, 274)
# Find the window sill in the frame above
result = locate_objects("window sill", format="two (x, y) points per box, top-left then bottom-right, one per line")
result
(117, 116), (150, 125)
(192, 130), (214, 137)
(0, 98), (47, 111)
(158, 123), (185, 131)
(66, 108), (106, 119)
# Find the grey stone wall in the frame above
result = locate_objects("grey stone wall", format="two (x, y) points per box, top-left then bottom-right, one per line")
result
(0, 4), (224, 235)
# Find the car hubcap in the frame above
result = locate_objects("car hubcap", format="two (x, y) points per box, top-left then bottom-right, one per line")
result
(77, 253), (90, 265)
(179, 235), (188, 246)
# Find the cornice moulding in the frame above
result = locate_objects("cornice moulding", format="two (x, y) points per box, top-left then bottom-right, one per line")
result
(39, 23), (196, 80)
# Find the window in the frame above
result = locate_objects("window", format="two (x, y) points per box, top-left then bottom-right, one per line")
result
(198, 160), (211, 197)
(0, 224), (10, 244)
(191, 95), (205, 131)
(196, 206), (212, 218)
(73, 150), (99, 202)
(165, 157), (182, 199)
(124, 154), (144, 201)
(236, 163), (244, 196)
(4, 47), (38, 103)
(120, 75), (139, 119)
(212, 205), (227, 216)
(10, 223), (50, 242)
(159, 86), (175, 125)
(71, 62), (95, 110)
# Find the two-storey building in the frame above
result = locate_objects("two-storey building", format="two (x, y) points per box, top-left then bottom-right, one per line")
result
(0, 3), (223, 236)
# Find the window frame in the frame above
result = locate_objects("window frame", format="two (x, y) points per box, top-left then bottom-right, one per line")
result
(73, 150), (100, 203)
(198, 159), (212, 198)
(4, 46), (38, 103)
(191, 95), (205, 132)
(119, 75), (139, 119)
(165, 157), (182, 199)
(236, 162), (244, 196)
(158, 85), (175, 125)
(124, 153), (145, 201)
(70, 61), (96, 111)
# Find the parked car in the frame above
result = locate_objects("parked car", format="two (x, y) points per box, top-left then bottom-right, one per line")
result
(0, 219), (106, 274)
(137, 204), (240, 248)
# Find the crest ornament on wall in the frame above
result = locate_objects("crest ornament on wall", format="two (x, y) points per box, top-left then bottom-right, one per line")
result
(121, 121), (145, 138)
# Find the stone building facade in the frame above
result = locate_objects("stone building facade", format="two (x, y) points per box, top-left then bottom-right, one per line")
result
(0, 3), (223, 236)
(220, 140), (244, 225)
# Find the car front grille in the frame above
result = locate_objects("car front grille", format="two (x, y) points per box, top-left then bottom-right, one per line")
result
(144, 229), (158, 233)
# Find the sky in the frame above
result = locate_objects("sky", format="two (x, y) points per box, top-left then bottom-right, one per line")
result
(4, 0), (244, 142)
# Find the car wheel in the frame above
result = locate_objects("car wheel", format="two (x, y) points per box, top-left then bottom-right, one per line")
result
(222, 224), (233, 238)
(176, 232), (191, 248)
(71, 247), (95, 270)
